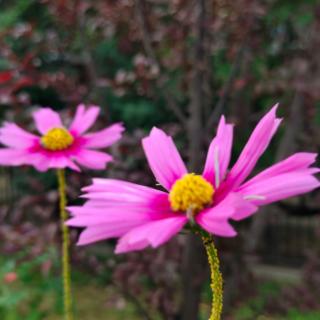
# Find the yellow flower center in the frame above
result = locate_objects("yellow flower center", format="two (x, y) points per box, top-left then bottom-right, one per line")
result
(169, 173), (214, 214)
(41, 127), (74, 151)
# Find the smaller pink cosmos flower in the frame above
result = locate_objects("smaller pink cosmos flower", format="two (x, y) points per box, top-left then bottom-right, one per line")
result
(0, 104), (124, 171)
(66, 105), (319, 253)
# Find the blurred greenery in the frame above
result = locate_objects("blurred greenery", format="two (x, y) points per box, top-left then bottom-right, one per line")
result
(1, 252), (319, 320)
(0, 249), (61, 320)
(0, 250), (140, 320)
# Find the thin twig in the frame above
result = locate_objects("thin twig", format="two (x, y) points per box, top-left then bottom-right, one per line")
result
(135, 0), (188, 125)
(206, 42), (247, 131)
(188, 0), (208, 169)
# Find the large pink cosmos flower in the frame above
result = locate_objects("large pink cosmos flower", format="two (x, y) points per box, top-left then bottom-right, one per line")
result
(0, 105), (124, 171)
(67, 105), (319, 253)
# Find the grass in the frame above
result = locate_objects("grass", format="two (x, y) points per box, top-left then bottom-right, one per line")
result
(229, 280), (320, 320)
(0, 249), (140, 320)
(47, 285), (139, 320)
(1, 250), (320, 319)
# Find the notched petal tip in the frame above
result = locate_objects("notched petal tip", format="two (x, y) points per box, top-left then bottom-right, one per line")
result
(206, 223), (238, 238)
(270, 102), (280, 114)
(76, 103), (100, 114)
(114, 245), (125, 254)
(79, 193), (91, 199)
(76, 238), (89, 246)
(115, 122), (125, 131)
(274, 102), (280, 108)
(65, 206), (81, 216)
(69, 104), (101, 135)
(144, 126), (165, 140)
(222, 227), (237, 237)
(64, 220), (73, 227)
(80, 186), (90, 192)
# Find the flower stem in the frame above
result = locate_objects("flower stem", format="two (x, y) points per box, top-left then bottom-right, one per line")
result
(57, 169), (73, 320)
(201, 232), (223, 320)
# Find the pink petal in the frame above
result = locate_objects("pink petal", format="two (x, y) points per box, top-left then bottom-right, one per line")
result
(240, 152), (317, 187)
(82, 179), (169, 207)
(197, 219), (236, 237)
(67, 198), (182, 247)
(196, 192), (256, 234)
(0, 148), (31, 166)
(29, 152), (80, 172)
(238, 170), (320, 206)
(66, 159), (81, 171)
(67, 203), (159, 246)
(116, 238), (150, 253)
(69, 104), (100, 135)
(74, 149), (113, 170)
(84, 178), (167, 196)
(32, 108), (63, 134)
(80, 183), (171, 225)
(82, 193), (170, 216)
(78, 180), (172, 222)
(142, 127), (187, 190)
(229, 195), (258, 221)
(203, 116), (233, 187)
(196, 206), (237, 237)
(222, 104), (281, 192)
(67, 202), (170, 218)
(76, 223), (144, 246)
(66, 207), (152, 227)
(44, 157), (80, 172)
(115, 216), (187, 254)
(0, 123), (38, 149)
(83, 123), (124, 148)
(0, 148), (77, 172)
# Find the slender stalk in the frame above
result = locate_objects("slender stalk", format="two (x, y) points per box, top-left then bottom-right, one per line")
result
(201, 232), (223, 320)
(57, 169), (73, 320)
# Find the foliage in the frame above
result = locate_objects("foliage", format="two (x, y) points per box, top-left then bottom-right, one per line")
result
(230, 281), (282, 320)
(0, 249), (143, 320)
(0, 249), (61, 320)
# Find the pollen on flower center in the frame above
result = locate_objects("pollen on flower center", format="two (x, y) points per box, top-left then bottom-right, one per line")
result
(41, 127), (74, 151)
(169, 173), (214, 214)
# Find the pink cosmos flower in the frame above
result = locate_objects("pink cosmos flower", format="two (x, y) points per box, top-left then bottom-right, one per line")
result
(0, 104), (124, 171)
(66, 105), (319, 253)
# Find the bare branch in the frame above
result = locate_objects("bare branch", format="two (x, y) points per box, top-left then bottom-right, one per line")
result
(188, 0), (210, 169)
(206, 41), (247, 131)
(134, 0), (159, 67)
(134, 0), (188, 125)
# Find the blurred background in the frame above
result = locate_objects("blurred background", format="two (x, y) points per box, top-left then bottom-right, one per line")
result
(0, 0), (320, 319)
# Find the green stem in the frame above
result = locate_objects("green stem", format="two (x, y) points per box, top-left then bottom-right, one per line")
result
(201, 232), (223, 320)
(57, 169), (73, 320)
